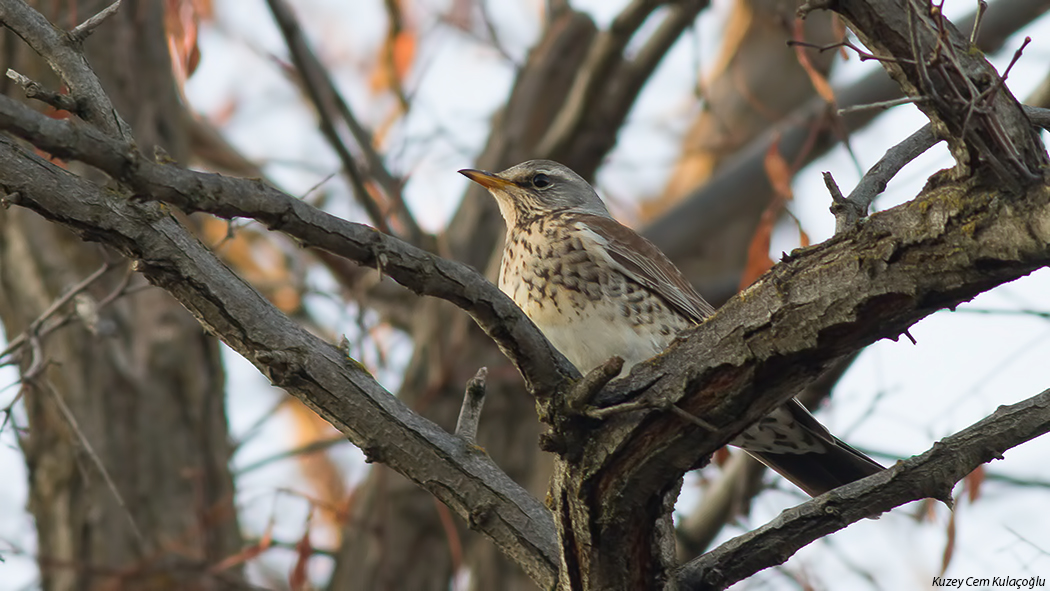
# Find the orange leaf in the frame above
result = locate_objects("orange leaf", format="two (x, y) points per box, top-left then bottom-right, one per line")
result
(792, 20), (836, 104)
(370, 30), (417, 94)
(165, 0), (210, 88)
(739, 205), (777, 290)
(964, 465), (985, 504)
(739, 139), (796, 289)
(763, 136), (794, 202)
(940, 501), (957, 576)
(391, 31), (416, 83)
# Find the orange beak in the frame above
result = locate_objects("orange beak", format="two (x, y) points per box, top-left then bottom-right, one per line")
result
(459, 168), (515, 190)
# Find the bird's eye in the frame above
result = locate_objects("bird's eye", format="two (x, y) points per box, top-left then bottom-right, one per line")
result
(532, 173), (551, 189)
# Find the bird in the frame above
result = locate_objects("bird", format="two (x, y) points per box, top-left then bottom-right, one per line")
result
(459, 159), (884, 497)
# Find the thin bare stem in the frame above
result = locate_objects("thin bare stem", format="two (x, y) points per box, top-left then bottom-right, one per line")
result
(68, 0), (122, 43)
(455, 367), (489, 444)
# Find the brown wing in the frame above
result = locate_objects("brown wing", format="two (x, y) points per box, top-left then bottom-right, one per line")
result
(572, 214), (716, 323)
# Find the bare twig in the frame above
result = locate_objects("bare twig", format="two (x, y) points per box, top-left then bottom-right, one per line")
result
(5, 69), (79, 112)
(455, 367), (489, 444)
(568, 356), (623, 411)
(68, 0), (122, 43)
(0, 0), (130, 138)
(675, 387), (1050, 590)
(34, 378), (147, 550)
(665, 402), (717, 432)
(264, 0), (426, 246)
(0, 263), (112, 364)
(477, 0), (517, 65)
(833, 124), (939, 232)
(786, 38), (914, 65)
(836, 95), (924, 115)
(969, 0), (988, 46)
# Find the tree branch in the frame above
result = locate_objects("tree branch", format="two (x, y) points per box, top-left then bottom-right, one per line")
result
(647, 0), (1048, 276)
(0, 94), (579, 399)
(675, 387), (1050, 590)
(0, 134), (561, 587)
(0, 0), (131, 138)
(820, 0), (1049, 188)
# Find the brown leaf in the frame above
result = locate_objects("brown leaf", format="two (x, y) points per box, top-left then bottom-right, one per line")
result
(764, 136), (794, 202)
(164, 0), (211, 87)
(738, 139), (795, 289)
(371, 30), (417, 95)
(939, 499), (957, 576)
(792, 20), (836, 104)
(965, 465), (985, 504)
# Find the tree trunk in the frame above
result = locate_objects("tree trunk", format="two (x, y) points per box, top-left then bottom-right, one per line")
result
(0, 2), (242, 589)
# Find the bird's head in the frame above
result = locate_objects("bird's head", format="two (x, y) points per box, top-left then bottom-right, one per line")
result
(459, 160), (610, 228)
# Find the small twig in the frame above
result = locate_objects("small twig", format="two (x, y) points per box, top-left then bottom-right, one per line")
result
(235, 435), (346, 476)
(969, 0), (987, 47)
(824, 171), (856, 235)
(837, 96), (925, 115)
(455, 367), (489, 445)
(786, 39), (914, 65)
(902, 328), (917, 345)
(34, 377), (147, 550)
(585, 399), (651, 420)
(265, 0), (425, 246)
(5, 69), (79, 113)
(478, 0), (517, 65)
(832, 124), (940, 233)
(568, 356), (624, 412)
(0, 263), (112, 363)
(67, 0), (122, 44)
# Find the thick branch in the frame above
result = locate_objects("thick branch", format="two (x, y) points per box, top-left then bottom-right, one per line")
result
(675, 387), (1050, 590)
(0, 135), (560, 587)
(0, 94), (578, 399)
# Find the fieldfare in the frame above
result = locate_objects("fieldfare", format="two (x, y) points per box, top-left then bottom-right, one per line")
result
(460, 159), (883, 496)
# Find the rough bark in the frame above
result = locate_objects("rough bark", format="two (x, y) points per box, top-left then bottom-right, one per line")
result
(2, 1), (1049, 590)
(0, 2), (241, 589)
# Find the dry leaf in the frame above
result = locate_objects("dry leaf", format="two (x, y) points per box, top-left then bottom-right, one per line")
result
(940, 500), (957, 576)
(965, 465), (985, 504)
(793, 20), (836, 104)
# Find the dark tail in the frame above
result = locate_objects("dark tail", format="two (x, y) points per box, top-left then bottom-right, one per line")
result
(747, 437), (884, 497)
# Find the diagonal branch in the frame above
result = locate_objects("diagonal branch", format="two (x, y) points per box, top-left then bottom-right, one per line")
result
(0, 94), (579, 399)
(0, 135), (561, 588)
(265, 0), (418, 240)
(675, 387), (1050, 590)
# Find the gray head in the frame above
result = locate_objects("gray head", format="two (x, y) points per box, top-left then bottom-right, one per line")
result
(459, 159), (611, 228)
